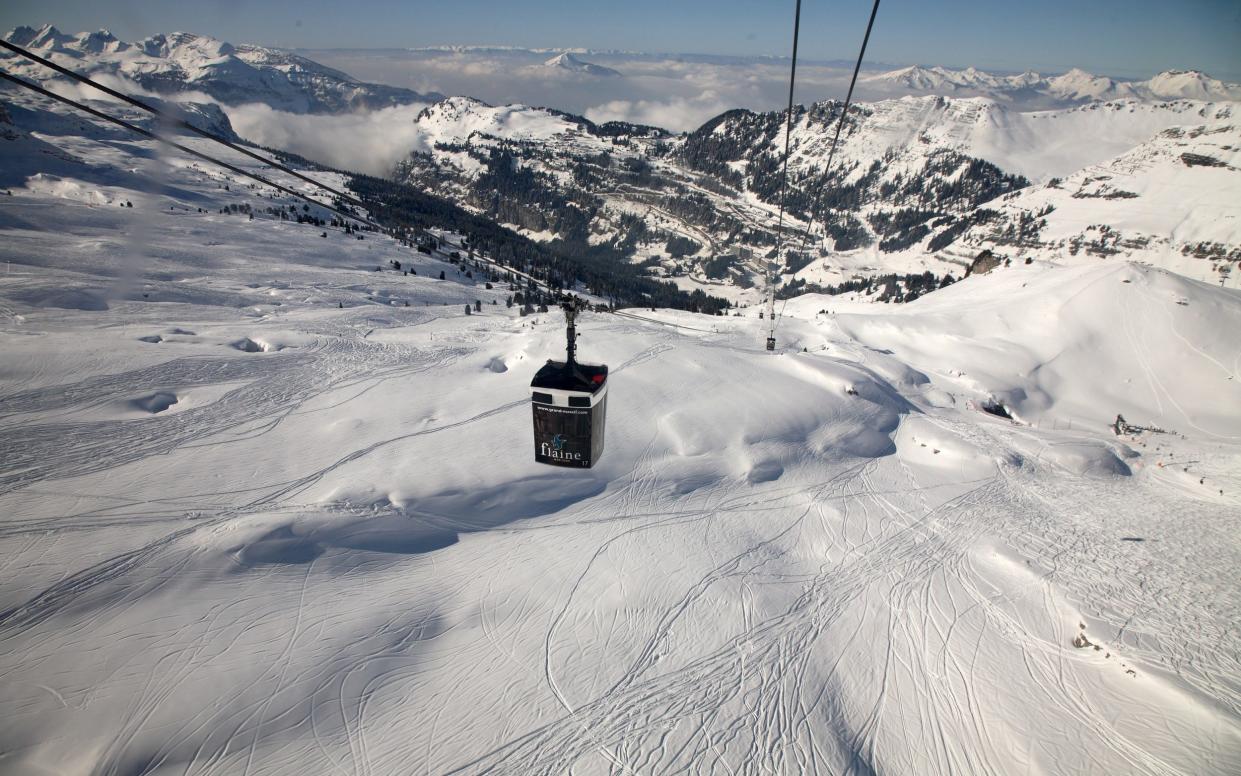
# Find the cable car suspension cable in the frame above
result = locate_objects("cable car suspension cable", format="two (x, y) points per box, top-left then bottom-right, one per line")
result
(610, 309), (717, 333)
(0, 39), (374, 218)
(773, 0), (880, 334)
(0, 70), (372, 227)
(765, 0), (803, 352)
(1, 43), (719, 353)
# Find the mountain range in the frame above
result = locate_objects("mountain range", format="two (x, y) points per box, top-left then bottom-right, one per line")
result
(860, 64), (1241, 104)
(3, 23), (1239, 300)
(2, 24), (442, 113)
(391, 92), (1238, 299)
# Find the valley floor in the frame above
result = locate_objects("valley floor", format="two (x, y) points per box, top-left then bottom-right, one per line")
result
(1, 134), (1239, 775)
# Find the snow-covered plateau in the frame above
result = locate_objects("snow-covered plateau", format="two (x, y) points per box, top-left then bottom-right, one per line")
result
(1, 36), (1240, 776)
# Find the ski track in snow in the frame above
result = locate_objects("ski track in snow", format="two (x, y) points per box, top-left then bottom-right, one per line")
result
(3, 322), (1238, 776)
(2, 290), (1238, 775)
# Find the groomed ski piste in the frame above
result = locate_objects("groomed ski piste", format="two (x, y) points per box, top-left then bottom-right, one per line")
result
(1, 90), (1240, 776)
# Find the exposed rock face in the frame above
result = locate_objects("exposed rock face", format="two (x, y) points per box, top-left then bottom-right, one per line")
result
(966, 250), (1002, 277)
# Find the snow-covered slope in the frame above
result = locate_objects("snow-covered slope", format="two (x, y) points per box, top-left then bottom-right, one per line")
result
(1, 79), (1240, 776)
(663, 95), (1241, 292)
(394, 90), (1241, 303)
(2, 24), (441, 113)
(805, 260), (1241, 436)
(877, 97), (1234, 181)
(414, 95), (592, 145)
(705, 94), (1235, 192)
(941, 117), (1241, 285)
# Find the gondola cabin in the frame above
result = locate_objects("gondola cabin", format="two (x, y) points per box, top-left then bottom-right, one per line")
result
(530, 299), (608, 468)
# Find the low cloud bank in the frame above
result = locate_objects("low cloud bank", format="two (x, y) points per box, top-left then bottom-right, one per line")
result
(224, 103), (431, 176)
(305, 49), (864, 132)
(41, 72), (217, 109)
(584, 93), (735, 133)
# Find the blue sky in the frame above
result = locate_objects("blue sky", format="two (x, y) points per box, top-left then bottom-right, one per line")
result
(2, 0), (1239, 79)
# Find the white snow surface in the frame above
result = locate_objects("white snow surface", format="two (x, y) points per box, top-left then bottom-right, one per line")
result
(1, 89), (1241, 776)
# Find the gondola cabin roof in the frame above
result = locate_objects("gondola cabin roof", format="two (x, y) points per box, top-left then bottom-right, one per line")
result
(530, 359), (608, 394)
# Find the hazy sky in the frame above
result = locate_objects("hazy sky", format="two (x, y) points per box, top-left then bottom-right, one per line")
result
(2, 0), (1240, 80)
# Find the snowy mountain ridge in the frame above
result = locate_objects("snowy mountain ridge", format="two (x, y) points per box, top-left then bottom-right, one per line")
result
(3, 23), (1238, 300)
(543, 52), (622, 77)
(2, 23), (443, 113)
(11, 24), (1240, 112)
(861, 63), (1241, 104)
(393, 90), (1240, 300)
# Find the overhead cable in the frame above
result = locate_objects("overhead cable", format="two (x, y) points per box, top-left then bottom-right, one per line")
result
(765, 0), (804, 350)
(0, 70), (373, 226)
(0, 39), (371, 214)
(790, 0), (882, 273)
